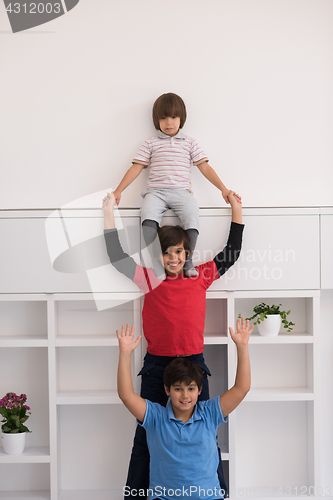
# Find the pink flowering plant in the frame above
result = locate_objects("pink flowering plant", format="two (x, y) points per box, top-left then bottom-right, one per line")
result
(0, 392), (32, 434)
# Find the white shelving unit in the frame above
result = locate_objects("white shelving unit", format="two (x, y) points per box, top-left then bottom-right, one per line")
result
(0, 290), (320, 499)
(203, 289), (320, 498)
(0, 207), (324, 499)
(0, 292), (142, 500)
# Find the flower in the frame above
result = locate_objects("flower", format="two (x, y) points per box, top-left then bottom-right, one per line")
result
(0, 392), (32, 434)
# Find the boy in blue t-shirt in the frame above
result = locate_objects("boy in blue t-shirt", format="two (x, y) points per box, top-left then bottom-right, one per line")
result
(117, 317), (253, 500)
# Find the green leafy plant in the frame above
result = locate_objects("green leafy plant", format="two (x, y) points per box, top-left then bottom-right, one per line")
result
(0, 392), (32, 434)
(238, 303), (295, 332)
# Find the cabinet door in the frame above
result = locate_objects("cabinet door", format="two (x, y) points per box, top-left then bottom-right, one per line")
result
(0, 215), (140, 293)
(196, 215), (320, 290)
(321, 215), (333, 289)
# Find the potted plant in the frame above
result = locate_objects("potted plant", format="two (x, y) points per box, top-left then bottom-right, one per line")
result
(0, 392), (31, 455)
(240, 303), (295, 337)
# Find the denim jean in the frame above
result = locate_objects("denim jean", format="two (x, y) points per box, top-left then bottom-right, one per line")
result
(124, 352), (228, 499)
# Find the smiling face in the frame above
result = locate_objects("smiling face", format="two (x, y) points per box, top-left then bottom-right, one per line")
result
(165, 380), (202, 422)
(158, 116), (181, 137)
(161, 242), (187, 275)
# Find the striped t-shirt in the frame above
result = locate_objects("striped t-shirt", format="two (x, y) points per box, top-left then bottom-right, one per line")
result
(133, 130), (208, 189)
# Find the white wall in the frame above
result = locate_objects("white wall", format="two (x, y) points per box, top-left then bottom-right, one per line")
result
(1, 0), (333, 209)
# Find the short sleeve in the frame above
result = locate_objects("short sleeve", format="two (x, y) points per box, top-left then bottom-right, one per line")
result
(198, 260), (220, 290)
(138, 400), (163, 431)
(190, 138), (208, 166)
(133, 140), (151, 166)
(199, 396), (228, 428)
(133, 266), (163, 294)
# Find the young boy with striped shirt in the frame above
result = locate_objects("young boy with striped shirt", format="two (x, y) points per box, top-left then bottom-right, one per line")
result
(112, 92), (241, 277)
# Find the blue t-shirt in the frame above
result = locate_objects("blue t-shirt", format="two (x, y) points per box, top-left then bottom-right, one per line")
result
(140, 396), (228, 500)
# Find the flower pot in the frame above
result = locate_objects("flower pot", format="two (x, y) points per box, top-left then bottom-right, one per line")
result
(257, 314), (282, 337)
(1, 431), (26, 455)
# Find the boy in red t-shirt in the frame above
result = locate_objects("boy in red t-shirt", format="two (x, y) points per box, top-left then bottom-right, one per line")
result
(102, 190), (243, 499)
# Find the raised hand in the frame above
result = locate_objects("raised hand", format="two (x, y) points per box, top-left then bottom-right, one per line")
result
(229, 317), (253, 346)
(116, 323), (142, 354)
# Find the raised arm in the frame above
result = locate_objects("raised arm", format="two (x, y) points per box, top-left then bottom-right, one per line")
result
(117, 324), (146, 422)
(197, 161), (241, 205)
(213, 191), (244, 277)
(219, 317), (253, 417)
(113, 163), (145, 206)
(102, 192), (137, 280)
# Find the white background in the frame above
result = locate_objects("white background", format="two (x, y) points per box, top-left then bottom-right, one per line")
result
(0, 0), (332, 492)
(0, 0), (333, 209)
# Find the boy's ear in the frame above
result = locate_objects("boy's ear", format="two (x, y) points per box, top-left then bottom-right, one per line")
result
(164, 385), (170, 396)
(198, 386), (202, 395)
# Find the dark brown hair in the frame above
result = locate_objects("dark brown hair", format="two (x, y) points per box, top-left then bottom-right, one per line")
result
(157, 225), (191, 255)
(163, 358), (203, 390)
(152, 93), (187, 130)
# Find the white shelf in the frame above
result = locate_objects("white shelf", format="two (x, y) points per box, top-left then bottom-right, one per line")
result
(56, 390), (121, 405)
(0, 493), (50, 500)
(204, 335), (229, 345)
(58, 491), (122, 500)
(245, 387), (314, 402)
(0, 447), (50, 464)
(249, 332), (314, 344)
(234, 491), (319, 500)
(220, 444), (229, 461)
(55, 335), (118, 347)
(0, 336), (48, 347)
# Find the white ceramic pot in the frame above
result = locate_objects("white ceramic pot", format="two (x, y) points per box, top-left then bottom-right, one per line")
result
(1, 431), (26, 455)
(257, 314), (282, 337)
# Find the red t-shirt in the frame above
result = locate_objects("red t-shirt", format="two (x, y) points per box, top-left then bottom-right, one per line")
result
(133, 261), (219, 356)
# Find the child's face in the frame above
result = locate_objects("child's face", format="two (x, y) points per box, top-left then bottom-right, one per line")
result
(159, 116), (181, 137)
(161, 242), (187, 275)
(164, 380), (201, 420)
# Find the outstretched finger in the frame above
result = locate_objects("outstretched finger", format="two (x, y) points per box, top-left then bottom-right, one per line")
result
(134, 335), (142, 347)
(124, 323), (131, 336)
(248, 323), (254, 334)
(129, 325), (135, 338)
